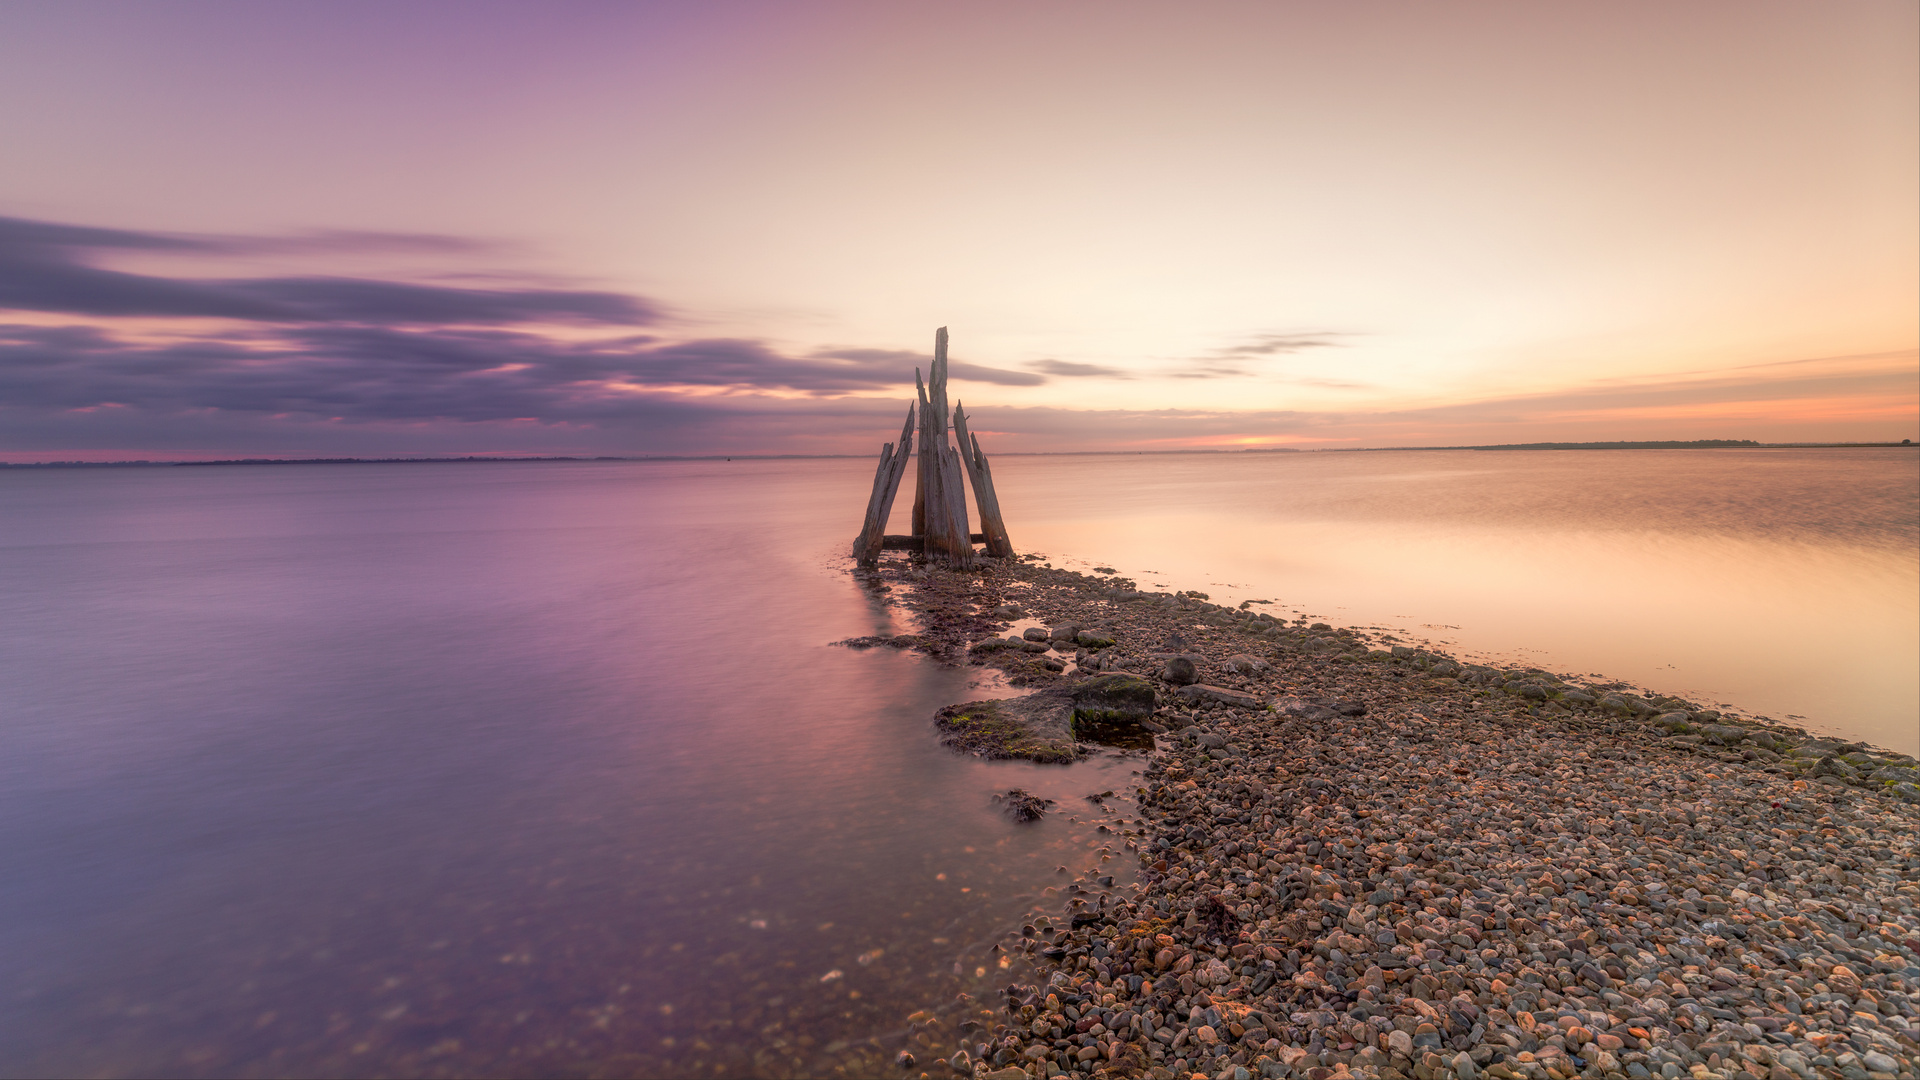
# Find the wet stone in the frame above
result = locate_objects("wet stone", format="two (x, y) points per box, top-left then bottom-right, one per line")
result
(853, 550), (1920, 1080)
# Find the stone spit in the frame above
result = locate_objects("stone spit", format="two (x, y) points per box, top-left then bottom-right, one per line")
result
(845, 554), (1920, 1080)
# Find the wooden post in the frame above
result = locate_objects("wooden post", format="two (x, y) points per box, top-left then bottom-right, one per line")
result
(910, 386), (926, 539)
(852, 401), (916, 566)
(941, 434), (971, 556)
(915, 356), (974, 569)
(910, 326), (952, 538)
(917, 386), (975, 568)
(952, 401), (1014, 558)
(855, 325), (998, 571)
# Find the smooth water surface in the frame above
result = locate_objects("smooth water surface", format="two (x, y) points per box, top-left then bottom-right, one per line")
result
(0, 460), (1140, 1078)
(0, 447), (1913, 1077)
(992, 447), (1918, 755)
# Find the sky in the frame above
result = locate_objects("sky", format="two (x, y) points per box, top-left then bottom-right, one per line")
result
(0, 2), (1914, 460)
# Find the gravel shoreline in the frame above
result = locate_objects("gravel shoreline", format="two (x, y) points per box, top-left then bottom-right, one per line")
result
(858, 555), (1920, 1080)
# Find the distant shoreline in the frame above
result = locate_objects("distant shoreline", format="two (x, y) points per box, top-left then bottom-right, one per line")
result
(3, 441), (1914, 469)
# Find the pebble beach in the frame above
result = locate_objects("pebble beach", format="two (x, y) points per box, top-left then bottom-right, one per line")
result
(854, 554), (1920, 1080)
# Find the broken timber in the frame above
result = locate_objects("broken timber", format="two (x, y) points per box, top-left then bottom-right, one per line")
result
(852, 326), (1017, 568)
(851, 401), (916, 565)
(952, 401), (1014, 558)
(915, 347), (974, 569)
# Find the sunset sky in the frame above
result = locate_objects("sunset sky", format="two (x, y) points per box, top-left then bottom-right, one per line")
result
(1, 2), (1914, 459)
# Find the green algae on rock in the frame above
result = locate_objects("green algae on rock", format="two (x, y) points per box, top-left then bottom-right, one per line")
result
(934, 695), (1079, 763)
(1069, 673), (1160, 749)
(1072, 672), (1157, 724)
(935, 675), (1161, 762)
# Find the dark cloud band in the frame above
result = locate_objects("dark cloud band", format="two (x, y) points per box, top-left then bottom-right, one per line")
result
(0, 214), (655, 325)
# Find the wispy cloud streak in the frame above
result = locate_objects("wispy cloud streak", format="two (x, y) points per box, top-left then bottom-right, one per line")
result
(0, 214), (1041, 432)
(0, 214), (656, 324)
(1, 213), (1909, 459)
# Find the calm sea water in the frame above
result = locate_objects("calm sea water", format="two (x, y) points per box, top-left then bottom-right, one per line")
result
(0, 448), (1912, 1077)
(990, 448), (1918, 756)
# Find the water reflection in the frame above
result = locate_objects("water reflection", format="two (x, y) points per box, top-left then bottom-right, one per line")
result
(0, 461), (1138, 1078)
(987, 448), (1918, 754)
(0, 447), (1911, 1077)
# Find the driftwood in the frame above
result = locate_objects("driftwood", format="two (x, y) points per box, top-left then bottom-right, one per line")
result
(951, 402), (1014, 558)
(851, 401), (917, 566)
(914, 328), (974, 568)
(853, 325), (1011, 570)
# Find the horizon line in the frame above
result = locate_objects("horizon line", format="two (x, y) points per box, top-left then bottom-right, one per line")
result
(4, 438), (1915, 469)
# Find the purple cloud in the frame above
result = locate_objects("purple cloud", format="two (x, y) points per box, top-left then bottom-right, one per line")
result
(0, 214), (657, 325)
(0, 213), (1046, 441)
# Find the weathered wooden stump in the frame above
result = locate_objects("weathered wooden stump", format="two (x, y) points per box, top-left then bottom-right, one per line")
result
(852, 401), (916, 567)
(915, 356), (974, 569)
(906, 328), (971, 568)
(853, 326), (1014, 568)
(952, 402), (1014, 559)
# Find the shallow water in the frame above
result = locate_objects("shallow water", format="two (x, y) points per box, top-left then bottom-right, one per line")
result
(0, 448), (1912, 1076)
(991, 447), (1918, 756)
(0, 460), (1140, 1078)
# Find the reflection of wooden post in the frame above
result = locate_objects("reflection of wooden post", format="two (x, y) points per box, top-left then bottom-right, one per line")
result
(952, 402), (1014, 558)
(852, 401), (916, 566)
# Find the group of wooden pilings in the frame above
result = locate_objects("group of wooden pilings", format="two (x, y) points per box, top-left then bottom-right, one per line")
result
(852, 327), (1014, 569)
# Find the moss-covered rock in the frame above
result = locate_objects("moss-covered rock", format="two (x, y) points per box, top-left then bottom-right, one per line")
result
(1067, 673), (1158, 748)
(933, 696), (1078, 763)
(1072, 673), (1156, 724)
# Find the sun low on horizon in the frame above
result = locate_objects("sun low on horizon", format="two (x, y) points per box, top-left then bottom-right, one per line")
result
(0, 2), (1914, 461)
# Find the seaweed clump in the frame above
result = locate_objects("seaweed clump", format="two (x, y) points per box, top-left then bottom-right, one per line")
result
(1192, 892), (1240, 941)
(993, 789), (1054, 822)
